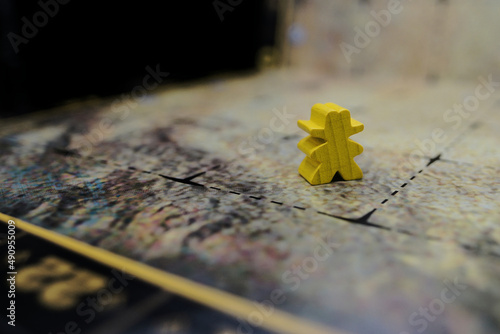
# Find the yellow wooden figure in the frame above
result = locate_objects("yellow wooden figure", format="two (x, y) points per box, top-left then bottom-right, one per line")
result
(297, 103), (364, 185)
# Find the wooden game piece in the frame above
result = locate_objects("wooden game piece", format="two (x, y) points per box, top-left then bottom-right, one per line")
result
(297, 103), (364, 185)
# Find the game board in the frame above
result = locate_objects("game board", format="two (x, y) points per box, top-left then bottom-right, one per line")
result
(1, 69), (499, 334)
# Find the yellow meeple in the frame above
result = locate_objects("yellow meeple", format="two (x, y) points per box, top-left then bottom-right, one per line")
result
(297, 103), (364, 185)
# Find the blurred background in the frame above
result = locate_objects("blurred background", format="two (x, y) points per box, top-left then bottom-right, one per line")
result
(1, 0), (499, 116)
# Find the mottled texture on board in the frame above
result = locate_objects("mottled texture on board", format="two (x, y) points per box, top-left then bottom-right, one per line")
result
(1, 70), (500, 334)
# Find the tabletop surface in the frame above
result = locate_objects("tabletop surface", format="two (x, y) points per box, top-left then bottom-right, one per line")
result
(1, 69), (499, 334)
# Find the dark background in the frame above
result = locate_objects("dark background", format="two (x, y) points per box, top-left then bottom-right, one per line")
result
(0, 0), (275, 117)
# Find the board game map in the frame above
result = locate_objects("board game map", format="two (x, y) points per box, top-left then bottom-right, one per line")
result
(1, 69), (500, 334)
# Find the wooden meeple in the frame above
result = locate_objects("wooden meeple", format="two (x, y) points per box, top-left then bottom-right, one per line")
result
(298, 103), (364, 185)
